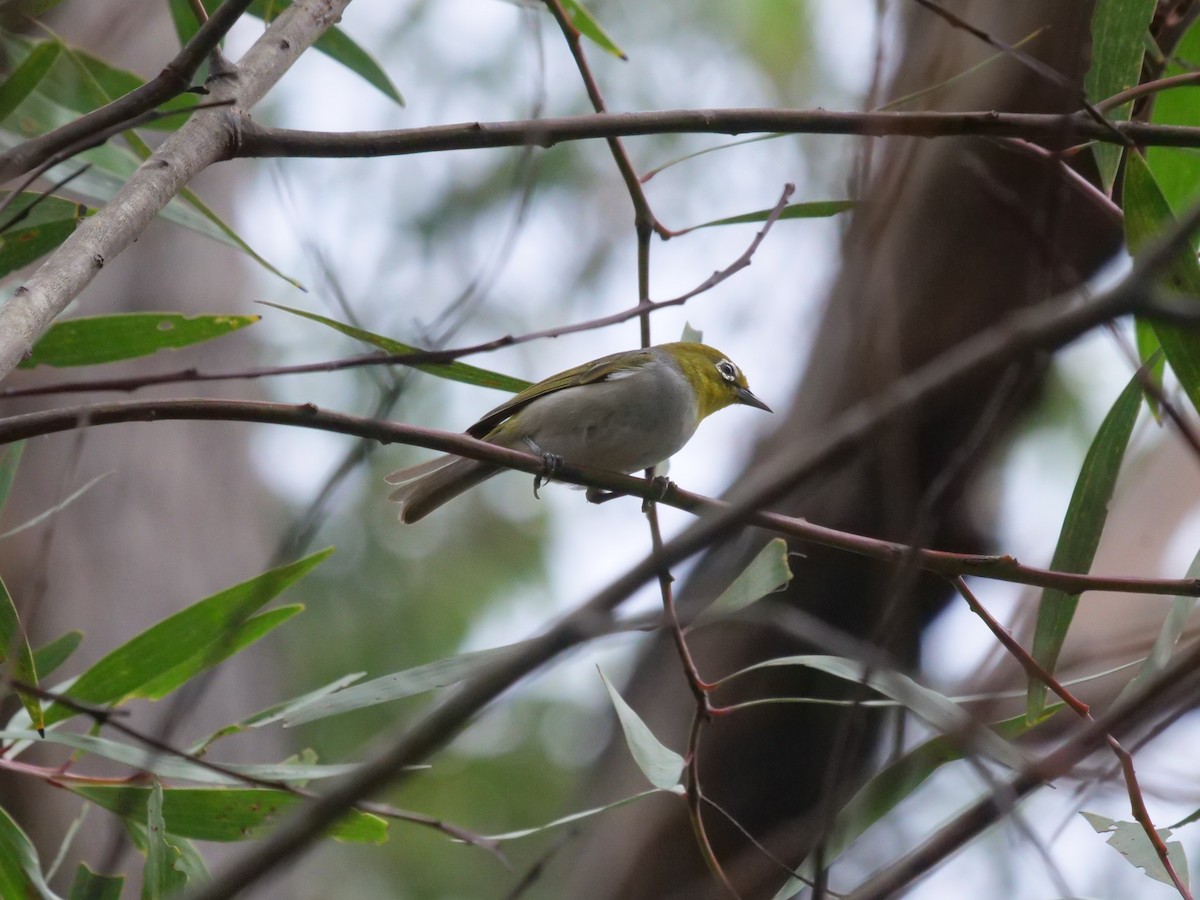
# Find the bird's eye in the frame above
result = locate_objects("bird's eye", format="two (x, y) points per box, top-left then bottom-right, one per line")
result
(716, 360), (737, 382)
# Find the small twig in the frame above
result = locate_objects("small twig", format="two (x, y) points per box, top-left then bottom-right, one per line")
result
(949, 578), (1192, 900)
(684, 708), (740, 898)
(1096, 69), (1200, 114)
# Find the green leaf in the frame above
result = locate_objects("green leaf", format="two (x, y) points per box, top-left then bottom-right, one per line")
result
(727, 655), (1026, 769)
(190, 672), (363, 752)
(68, 863), (123, 900)
(261, 302), (531, 394)
(1119, 546), (1200, 701)
(135, 605), (303, 701)
(280, 644), (516, 726)
(0, 192), (89, 278)
(21, 312), (259, 368)
(0, 727), (359, 784)
(32, 630), (83, 680)
(598, 667), (684, 790)
(483, 788), (676, 841)
(0, 574), (43, 732)
(121, 823), (208, 885)
(1146, 16), (1200, 211)
(694, 538), (792, 626)
(0, 42), (62, 123)
(42, 549), (332, 728)
(679, 200), (856, 233)
(72, 785), (387, 844)
(561, 0), (627, 59)
(1124, 153), (1200, 411)
(1086, 0), (1157, 189)
(1082, 811), (1190, 889)
(0, 442), (24, 518)
(0, 804), (60, 900)
(143, 782), (187, 900)
(1027, 373), (1142, 719)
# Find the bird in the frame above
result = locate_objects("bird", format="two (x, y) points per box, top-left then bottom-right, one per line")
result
(386, 341), (771, 523)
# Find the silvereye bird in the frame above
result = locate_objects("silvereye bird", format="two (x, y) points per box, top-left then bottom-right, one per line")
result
(386, 341), (770, 523)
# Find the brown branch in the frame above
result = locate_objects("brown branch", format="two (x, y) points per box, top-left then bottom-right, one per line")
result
(233, 109), (1200, 161)
(0, 0), (256, 184)
(0, 396), (1196, 599)
(1096, 69), (1200, 114)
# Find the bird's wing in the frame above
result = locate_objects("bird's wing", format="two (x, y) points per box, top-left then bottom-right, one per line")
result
(466, 347), (656, 438)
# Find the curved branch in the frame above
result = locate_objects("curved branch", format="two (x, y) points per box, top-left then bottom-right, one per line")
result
(234, 109), (1200, 160)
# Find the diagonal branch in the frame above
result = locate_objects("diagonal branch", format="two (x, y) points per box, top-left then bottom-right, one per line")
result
(0, 0), (357, 385)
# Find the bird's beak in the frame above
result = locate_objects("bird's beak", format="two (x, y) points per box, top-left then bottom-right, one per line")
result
(736, 387), (772, 412)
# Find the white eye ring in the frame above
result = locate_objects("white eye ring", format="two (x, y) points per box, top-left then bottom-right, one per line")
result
(716, 360), (737, 382)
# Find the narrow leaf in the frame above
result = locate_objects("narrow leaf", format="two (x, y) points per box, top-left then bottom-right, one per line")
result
(598, 668), (684, 790)
(1120, 547), (1200, 701)
(72, 785), (387, 844)
(0, 42), (62, 123)
(1086, 0), (1157, 189)
(679, 200), (855, 233)
(0, 804), (60, 900)
(1028, 373), (1142, 718)
(0, 472), (112, 541)
(0, 574), (43, 732)
(143, 782), (187, 900)
(0, 442), (25, 518)
(1146, 15), (1200, 210)
(1123, 153), (1200, 410)
(1082, 811), (1190, 889)
(68, 863), (122, 900)
(561, 0), (627, 59)
(42, 549), (332, 728)
(281, 644), (516, 726)
(694, 538), (792, 626)
(32, 630), (83, 680)
(261, 302), (531, 393)
(22, 312), (259, 368)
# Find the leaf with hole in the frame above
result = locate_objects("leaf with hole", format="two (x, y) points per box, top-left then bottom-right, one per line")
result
(22, 313), (259, 368)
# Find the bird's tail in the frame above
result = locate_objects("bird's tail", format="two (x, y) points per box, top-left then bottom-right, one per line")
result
(385, 455), (498, 523)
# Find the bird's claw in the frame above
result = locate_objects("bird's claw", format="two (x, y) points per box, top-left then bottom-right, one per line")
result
(533, 453), (564, 500)
(641, 476), (673, 513)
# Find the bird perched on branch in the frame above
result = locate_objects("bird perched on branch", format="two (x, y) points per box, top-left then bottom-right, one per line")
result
(386, 341), (771, 523)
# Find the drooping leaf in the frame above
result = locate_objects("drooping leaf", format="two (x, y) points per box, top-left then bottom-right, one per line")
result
(693, 538), (792, 626)
(281, 644), (516, 726)
(598, 668), (684, 790)
(1123, 153), (1200, 411)
(68, 863), (123, 900)
(1027, 373), (1142, 719)
(42, 549), (332, 728)
(1086, 0), (1157, 189)
(22, 313), (259, 368)
(261, 302), (531, 394)
(1082, 811), (1190, 890)
(0, 804), (60, 900)
(142, 782), (187, 900)
(0, 42), (62, 123)
(32, 630), (83, 680)
(0, 192), (89, 278)
(72, 785), (387, 844)
(0, 574), (43, 732)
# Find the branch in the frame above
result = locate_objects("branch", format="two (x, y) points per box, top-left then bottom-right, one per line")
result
(0, 0), (257, 184)
(234, 109), (1200, 160)
(0, 0), (356, 385)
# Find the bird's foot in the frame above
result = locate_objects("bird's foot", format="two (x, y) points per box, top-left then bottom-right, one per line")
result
(641, 476), (673, 513)
(533, 452), (564, 499)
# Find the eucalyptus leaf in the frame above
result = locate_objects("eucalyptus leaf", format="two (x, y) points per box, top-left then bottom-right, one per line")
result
(143, 782), (187, 900)
(0, 804), (60, 900)
(0, 193), (89, 278)
(22, 313), (259, 368)
(1082, 811), (1189, 889)
(694, 538), (792, 626)
(599, 667), (685, 790)
(0, 574), (43, 732)
(1028, 373), (1142, 718)
(68, 863), (122, 900)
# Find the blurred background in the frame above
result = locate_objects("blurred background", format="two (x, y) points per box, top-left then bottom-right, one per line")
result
(4, 0), (1200, 897)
